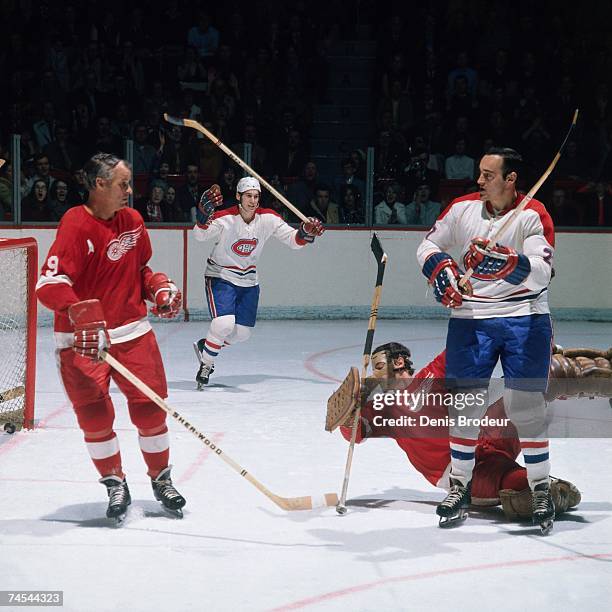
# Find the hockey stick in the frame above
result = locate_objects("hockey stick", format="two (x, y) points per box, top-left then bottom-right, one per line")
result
(336, 234), (388, 514)
(100, 351), (338, 511)
(0, 159), (5, 170)
(163, 114), (309, 224)
(459, 108), (579, 291)
(0, 385), (25, 403)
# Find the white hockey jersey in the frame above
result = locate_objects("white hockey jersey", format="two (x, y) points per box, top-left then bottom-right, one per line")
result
(416, 192), (555, 319)
(193, 206), (308, 287)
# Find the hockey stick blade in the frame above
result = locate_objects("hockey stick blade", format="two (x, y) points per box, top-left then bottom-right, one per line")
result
(100, 351), (338, 512)
(163, 114), (186, 127)
(370, 233), (387, 265)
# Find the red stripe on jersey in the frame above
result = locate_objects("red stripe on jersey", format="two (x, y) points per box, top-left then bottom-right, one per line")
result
(436, 192), (481, 222)
(257, 207), (283, 219)
(214, 206), (240, 219)
(524, 197), (555, 247)
(520, 441), (549, 449)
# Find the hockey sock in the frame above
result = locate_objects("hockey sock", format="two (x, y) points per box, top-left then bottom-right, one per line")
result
(84, 430), (124, 479)
(449, 436), (478, 485)
(501, 467), (529, 491)
(520, 439), (550, 489)
(202, 315), (236, 362)
(224, 324), (252, 345)
(138, 425), (170, 478)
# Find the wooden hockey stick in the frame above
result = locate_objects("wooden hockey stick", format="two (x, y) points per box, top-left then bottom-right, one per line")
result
(336, 234), (388, 514)
(459, 109), (579, 291)
(100, 351), (338, 511)
(163, 114), (309, 224)
(0, 385), (25, 403)
(0, 159), (5, 170)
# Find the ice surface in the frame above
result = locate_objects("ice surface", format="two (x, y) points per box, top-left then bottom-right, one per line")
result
(0, 320), (610, 612)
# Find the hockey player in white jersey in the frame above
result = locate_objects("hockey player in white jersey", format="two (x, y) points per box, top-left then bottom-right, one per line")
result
(192, 176), (324, 388)
(416, 147), (556, 533)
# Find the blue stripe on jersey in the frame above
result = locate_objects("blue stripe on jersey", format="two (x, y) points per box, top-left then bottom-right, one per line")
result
(523, 452), (550, 464)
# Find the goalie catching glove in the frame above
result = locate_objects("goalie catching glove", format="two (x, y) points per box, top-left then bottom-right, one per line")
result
(422, 252), (472, 308)
(196, 184), (223, 227)
(463, 237), (531, 284)
(297, 217), (325, 244)
(68, 299), (110, 359)
(145, 272), (182, 318)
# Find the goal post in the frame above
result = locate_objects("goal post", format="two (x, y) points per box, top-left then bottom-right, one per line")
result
(0, 237), (37, 430)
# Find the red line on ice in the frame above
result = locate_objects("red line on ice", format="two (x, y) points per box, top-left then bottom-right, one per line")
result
(177, 433), (226, 485)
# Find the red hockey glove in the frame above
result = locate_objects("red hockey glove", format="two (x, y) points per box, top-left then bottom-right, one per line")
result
(422, 252), (472, 308)
(196, 184), (223, 227)
(146, 272), (182, 318)
(297, 217), (325, 243)
(68, 299), (110, 359)
(464, 237), (531, 284)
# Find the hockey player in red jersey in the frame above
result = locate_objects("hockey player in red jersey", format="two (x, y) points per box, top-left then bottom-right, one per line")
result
(192, 176), (324, 388)
(337, 343), (581, 525)
(36, 153), (186, 524)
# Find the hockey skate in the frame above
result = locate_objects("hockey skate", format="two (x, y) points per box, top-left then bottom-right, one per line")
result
(436, 478), (471, 528)
(152, 466), (186, 518)
(193, 340), (214, 390)
(532, 482), (555, 535)
(100, 475), (131, 526)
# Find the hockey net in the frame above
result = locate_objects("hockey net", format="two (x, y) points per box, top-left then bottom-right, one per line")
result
(0, 238), (37, 429)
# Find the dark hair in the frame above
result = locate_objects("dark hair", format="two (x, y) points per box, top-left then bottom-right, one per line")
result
(315, 183), (331, 194)
(372, 342), (414, 374)
(486, 147), (523, 178)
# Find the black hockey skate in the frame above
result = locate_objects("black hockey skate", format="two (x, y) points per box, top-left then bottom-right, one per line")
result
(100, 475), (131, 526)
(436, 478), (471, 528)
(152, 466), (186, 518)
(532, 482), (555, 535)
(193, 339), (215, 390)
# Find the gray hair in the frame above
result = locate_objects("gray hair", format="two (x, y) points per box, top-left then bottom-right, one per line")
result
(83, 152), (130, 191)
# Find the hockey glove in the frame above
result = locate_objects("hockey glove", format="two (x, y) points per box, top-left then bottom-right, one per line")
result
(145, 272), (182, 318)
(297, 217), (325, 243)
(196, 184), (223, 227)
(422, 252), (471, 308)
(68, 299), (110, 359)
(464, 237), (531, 284)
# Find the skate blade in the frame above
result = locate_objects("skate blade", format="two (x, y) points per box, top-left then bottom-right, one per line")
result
(193, 342), (203, 364)
(539, 518), (554, 535)
(438, 511), (468, 528)
(160, 505), (184, 519)
(108, 512), (128, 527)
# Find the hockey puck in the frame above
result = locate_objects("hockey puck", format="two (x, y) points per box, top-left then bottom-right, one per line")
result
(3, 422), (16, 435)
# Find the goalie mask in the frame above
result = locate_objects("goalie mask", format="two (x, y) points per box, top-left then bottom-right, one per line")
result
(371, 342), (414, 379)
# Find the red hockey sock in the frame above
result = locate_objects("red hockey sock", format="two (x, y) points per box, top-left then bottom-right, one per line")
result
(84, 430), (124, 479)
(501, 467), (529, 491)
(138, 425), (170, 478)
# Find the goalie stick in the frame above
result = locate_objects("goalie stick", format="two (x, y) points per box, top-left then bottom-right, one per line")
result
(164, 114), (309, 224)
(100, 351), (338, 511)
(336, 234), (388, 514)
(459, 108), (579, 292)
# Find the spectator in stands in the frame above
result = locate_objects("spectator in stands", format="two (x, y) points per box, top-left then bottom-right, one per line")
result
(196, 129), (224, 184)
(133, 122), (160, 176)
(22, 179), (54, 222)
(93, 116), (123, 158)
(272, 127), (308, 179)
(549, 188), (580, 226)
(49, 180), (71, 221)
(136, 181), (166, 223)
(340, 184), (365, 224)
(287, 160), (319, 212)
(217, 166), (238, 206)
(381, 52), (411, 98)
(446, 50), (478, 100)
(176, 163), (201, 220)
(67, 167), (89, 207)
(232, 124), (267, 175)
(119, 40), (145, 95)
(444, 137), (475, 180)
(333, 158), (366, 203)
(43, 124), (82, 173)
(350, 149), (367, 181)
(577, 182), (612, 227)
(160, 124), (195, 174)
(264, 174), (293, 223)
(377, 78), (414, 134)
(32, 101), (59, 150)
(375, 130), (403, 180)
(23, 153), (55, 197)
(374, 183), (408, 225)
(187, 11), (220, 61)
(304, 184), (340, 224)
(405, 182), (441, 227)
(402, 146), (440, 201)
(177, 46), (208, 90)
(162, 184), (187, 223)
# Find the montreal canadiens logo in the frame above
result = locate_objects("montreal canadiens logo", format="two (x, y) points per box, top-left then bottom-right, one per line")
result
(231, 238), (258, 257)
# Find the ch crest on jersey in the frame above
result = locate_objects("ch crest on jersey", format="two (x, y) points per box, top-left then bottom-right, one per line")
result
(106, 226), (143, 261)
(231, 238), (258, 257)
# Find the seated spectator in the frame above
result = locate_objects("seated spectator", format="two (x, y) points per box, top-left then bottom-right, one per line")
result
(340, 184), (365, 224)
(333, 158), (365, 203)
(93, 116), (123, 158)
(444, 138), (475, 179)
(23, 153), (55, 197)
(49, 179), (71, 220)
(176, 163), (202, 220)
(304, 184), (340, 224)
(405, 182), (441, 227)
(187, 11), (220, 61)
(549, 188), (580, 226)
(217, 166), (238, 207)
(135, 181), (166, 223)
(264, 174), (293, 223)
(402, 146), (440, 201)
(162, 184), (187, 223)
(287, 160), (319, 213)
(555, 140), (588, 181)
(22, 179), (54, 222)
(197, 122), (224, 180)
(67, 166), (89, 207)
(374, 183), (409, 224)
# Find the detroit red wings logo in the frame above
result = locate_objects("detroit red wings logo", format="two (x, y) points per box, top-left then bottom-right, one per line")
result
(231, 238), (258, 257)
(106, 226), (143, 261)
